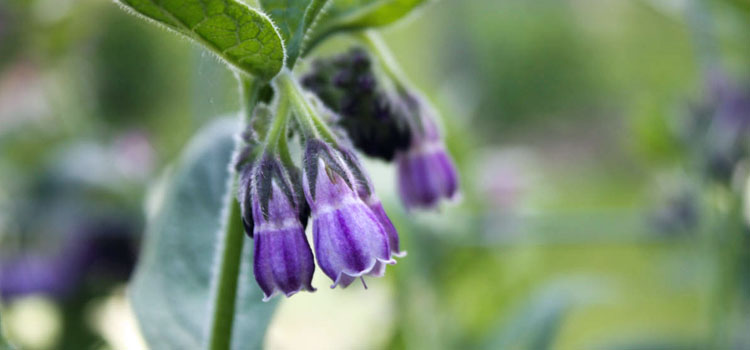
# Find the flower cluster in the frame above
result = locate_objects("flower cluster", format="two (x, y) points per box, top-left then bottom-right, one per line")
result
(301, 48), (411, 161)
(303, 48), (460, 210)
(237, 42), (459, 300)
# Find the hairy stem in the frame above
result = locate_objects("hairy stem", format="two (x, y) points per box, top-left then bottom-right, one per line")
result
(238, 75), (263, 123)
(206, 75), (262, 350)
(265, 93), (291, 152)
(357, 31), (412, 91)
(277, 70), (338, 144)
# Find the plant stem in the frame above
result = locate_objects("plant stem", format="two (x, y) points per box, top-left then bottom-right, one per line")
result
(277, 70), (338, 144)
(357, 31), (429, 135)
(264, 93), (291, 153)
(357, 31), (411, 91)
(207, 197), (244, 350)
(206, 75), (262, 350)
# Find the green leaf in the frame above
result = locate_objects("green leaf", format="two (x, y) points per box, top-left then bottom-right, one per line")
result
(332, 0), (427, 27)
(116, 0), (285, 80)
(306, 0), (428, 50)
(260, 0), (330, 65)
(129, 117), (277, 350)
(480, 278), (608, 350)
(0, 311), (14, 350)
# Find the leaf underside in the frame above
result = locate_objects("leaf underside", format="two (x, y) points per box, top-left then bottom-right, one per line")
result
(305, 0), (428, 52)
(118, 0), (285, 80)
(329, 0), (427, 28)
(129, 117), (276, 350)
(260, 0), (329, 65)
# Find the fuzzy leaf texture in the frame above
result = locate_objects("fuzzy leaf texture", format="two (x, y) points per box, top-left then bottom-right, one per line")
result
(116, 0), (285, 80)
(129, 117), (276, 350)
(307, 0), (428, 49)
(259, 0), (329, 65)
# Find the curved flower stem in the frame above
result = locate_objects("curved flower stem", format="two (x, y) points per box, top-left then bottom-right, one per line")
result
(206, 75), (262, 350)
(356, 30), (429, 135)
(265, 93), (291, 153)
(356, 30), (412, 92)
(277, 70), (339, 144)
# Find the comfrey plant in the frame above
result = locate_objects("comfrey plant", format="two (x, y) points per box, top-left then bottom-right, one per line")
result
(113, 0), (458, 349)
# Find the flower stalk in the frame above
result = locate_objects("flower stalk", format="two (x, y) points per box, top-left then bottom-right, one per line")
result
(356, 31), (410, 90)
(277, 70), (338, 144)
(206, 75), (263, 350)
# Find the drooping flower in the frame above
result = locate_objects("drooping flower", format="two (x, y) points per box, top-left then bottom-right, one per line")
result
(239, 154), (315, 300)
(302, 139), (395, 288)
(395, 92), (459, 209)
(339, 149), (406, 257)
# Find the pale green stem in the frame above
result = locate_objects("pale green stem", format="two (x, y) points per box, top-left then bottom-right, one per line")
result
(277, 70), (338, 144)
(356, 31), (412, 92)
(206, 75), (262, 350)
(356, 30), (428, 134)
(238, 74), (263, 123)
(265, 93), (291, 153)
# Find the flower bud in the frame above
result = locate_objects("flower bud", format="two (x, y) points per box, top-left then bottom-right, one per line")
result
(239, 154), (315, 300)
(301, 48), (412, 161)
(302, 139), (395, 287)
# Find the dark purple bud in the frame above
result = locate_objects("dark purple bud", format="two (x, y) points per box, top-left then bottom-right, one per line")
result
(396, 94), (459, 209)
(300, 48), (412, 161)
(302, 140), (395, 288)
(242, 155), (315, 300)
(357, 73), (375, 92)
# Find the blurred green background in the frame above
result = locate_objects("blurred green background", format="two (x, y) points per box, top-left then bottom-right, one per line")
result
(1, 0), (750, 349)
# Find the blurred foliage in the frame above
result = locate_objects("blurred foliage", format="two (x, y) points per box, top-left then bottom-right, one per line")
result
(1, 0), (750, 349)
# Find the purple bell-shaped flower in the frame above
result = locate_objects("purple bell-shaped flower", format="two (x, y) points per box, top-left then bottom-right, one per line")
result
(302, 139), (395, 288)
(395, 93), (459, 209)
(339, 149), (406, 257)
(239, 155), (315, 300)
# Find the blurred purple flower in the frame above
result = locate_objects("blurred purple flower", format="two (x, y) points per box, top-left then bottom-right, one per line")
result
(395, 93), (459, 209)
(702, 71), (750, 182)
(1, 222), (137, 301)
(302, 140), (395, 288)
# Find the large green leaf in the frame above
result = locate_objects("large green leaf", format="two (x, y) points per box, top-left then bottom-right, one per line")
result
(260, 0), (329, 65)
(306, 0), (428, 50)
(116, 0), (285, 80)
(129, 117), (277, 350)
